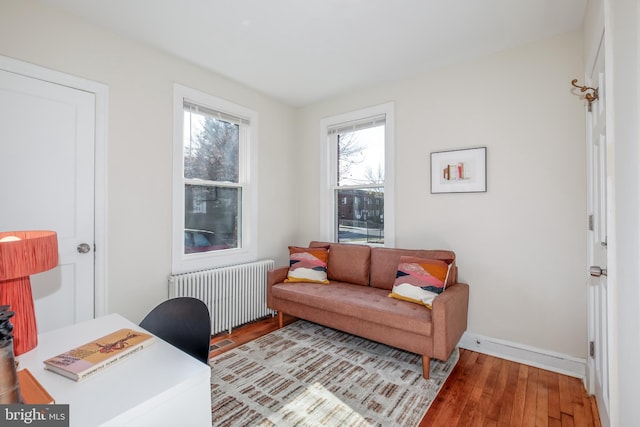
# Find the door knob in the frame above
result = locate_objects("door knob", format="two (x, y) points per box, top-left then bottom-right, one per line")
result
(77, 243), (91, 254)
(589, 266), (607, 277)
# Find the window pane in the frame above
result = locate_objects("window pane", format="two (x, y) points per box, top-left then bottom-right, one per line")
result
(184, 184), (240, 253)
(337, 125), (384, 186)
(184, 110), (239, 182)
(335, 188), (384, 244)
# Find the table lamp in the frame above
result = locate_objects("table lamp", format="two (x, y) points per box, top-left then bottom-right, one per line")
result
(0, 231), (58, 356)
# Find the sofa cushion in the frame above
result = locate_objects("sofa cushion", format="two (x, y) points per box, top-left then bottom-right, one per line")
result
(388, 257), (451, 309)
(369, 247), (456, 290)
(310, 241), (371, 286)
(270, 281), (433, 336)
(284, 246), (330, 284)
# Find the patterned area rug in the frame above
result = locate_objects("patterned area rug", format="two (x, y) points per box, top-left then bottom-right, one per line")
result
(210, 320), (458, 427)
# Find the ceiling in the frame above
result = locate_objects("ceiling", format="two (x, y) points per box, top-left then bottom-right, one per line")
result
(37, 0), (587, 107)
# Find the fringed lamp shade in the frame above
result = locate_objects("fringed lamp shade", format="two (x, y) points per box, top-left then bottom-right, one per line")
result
(0, 231), (58, 356)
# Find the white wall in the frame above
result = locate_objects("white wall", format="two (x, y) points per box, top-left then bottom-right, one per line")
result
(0, 0), (297, 322)
(296, 31), (587, 358)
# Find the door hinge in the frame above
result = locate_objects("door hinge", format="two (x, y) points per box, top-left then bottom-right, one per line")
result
(588, 214), (594, 231)
(590, 341), (595, 358)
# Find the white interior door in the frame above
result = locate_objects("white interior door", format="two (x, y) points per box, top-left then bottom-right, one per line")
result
(586, 35), (610, 427)
(0, 68), (96, 333)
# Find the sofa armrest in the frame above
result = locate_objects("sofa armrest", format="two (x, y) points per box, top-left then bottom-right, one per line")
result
(267, 266), (289, 308)
(431, 282), (469, 361)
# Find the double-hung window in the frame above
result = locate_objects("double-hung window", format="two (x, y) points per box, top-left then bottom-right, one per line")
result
(172, 84), (257, 273)
(321, 102), (395, 245)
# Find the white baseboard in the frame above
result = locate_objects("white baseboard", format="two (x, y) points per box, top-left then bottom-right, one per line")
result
(459, 332), (586, 380)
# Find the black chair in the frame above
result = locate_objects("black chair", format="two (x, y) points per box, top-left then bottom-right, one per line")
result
(139, 297), (211, 364)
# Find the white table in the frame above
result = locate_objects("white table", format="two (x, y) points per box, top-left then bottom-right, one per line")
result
(17, 313), (212, 426)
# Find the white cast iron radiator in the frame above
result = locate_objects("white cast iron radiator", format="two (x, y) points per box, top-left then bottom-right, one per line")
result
(168, 260), (275, 335)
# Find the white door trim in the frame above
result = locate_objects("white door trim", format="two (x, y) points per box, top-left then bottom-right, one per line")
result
(0, 55), (109, 318)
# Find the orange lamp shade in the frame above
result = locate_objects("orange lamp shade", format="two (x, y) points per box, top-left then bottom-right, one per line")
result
(0, 231), (58, 356)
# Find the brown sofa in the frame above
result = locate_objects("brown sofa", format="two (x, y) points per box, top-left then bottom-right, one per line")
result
(267, 241), (469, 379)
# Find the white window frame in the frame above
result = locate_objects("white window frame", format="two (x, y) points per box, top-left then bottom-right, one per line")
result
(320, 102), (395, 246)
(172, 84), (258, 274)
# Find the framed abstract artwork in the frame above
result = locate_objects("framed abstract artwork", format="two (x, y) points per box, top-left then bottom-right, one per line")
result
(430, 147), (487, 194)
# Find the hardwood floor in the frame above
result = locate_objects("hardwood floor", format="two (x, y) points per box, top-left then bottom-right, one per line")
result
(210, 316), (601, 427)
(420, 349), (601, 427)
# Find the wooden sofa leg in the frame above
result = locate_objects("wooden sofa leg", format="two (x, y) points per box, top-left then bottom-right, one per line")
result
(278, 311), (284, 328)
(422, 356), (431, 379)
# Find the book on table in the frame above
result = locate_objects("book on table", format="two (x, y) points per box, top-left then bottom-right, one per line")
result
(18, 368), (55, 404)
(43, 328), (156, 381)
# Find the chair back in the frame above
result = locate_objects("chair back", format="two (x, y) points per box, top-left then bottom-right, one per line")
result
(140, 297), (211, 364)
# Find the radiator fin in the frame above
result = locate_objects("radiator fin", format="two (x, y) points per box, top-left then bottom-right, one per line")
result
(168, 260), (275, 335)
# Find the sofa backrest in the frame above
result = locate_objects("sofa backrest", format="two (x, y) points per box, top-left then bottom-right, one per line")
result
(310, 241), (457, 290)
(370, 248), (457, 290)
(309, 241), (371, 286)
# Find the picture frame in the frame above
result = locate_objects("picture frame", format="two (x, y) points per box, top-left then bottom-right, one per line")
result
(430, 147), (487, 194)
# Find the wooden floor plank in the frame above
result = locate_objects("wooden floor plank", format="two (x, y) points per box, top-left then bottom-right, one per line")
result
(420, 352), (471, 427)
(509, 364), (529, 426)
(590, 395), (603, 427)
(496, 360), (520, 427)
(558, 373), (573, 416)
(569, 377), (588, 427)
(473, 356), (504, 426)
(455, 353), (495, 427)
(522, 366), (539, 427)
(210, 316), (601, 427)
(549, 417), (562, 427)
(581, 388), (596, 427)
(486, 358), (510, 422)
(547, 367), (562, 421)
(561, 411), (576, 427)
(420, 350), (476, 426)
(538, 369), (551, 427)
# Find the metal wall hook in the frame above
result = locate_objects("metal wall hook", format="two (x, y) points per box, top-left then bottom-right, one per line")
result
(571, 79), (599, 111)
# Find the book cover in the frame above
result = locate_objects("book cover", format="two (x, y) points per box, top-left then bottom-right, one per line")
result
(43, 328), (156, 381)
(17, 368), (55, 404)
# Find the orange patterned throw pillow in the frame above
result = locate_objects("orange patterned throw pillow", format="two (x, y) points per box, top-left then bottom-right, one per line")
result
(284, 246), (330, 284)
(388, 256), (451, 309)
